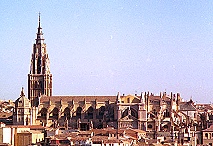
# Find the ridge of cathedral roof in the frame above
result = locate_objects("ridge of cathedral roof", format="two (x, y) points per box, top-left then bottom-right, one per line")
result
(40, 95), (117, 103)
(149, 95), (171, 101)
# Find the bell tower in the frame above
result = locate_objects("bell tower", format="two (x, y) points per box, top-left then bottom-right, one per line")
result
(28, 14), (52, 107)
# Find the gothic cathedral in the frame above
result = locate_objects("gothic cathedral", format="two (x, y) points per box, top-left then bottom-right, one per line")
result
(13, 15), (184, 136)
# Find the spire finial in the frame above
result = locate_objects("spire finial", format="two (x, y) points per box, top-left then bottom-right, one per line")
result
(36, 12), (44, 42)
(38, 12), (41, 28)
(20, 87), (25, 97)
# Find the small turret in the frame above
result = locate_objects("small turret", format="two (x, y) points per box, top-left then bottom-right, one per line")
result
(48, 97), (51, 106)
(140, 92), (145, 104)
(116, 92), (121, 103)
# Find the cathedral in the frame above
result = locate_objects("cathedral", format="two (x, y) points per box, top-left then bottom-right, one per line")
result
(13, 15), (200, 143)
(12, 14), (213, 146)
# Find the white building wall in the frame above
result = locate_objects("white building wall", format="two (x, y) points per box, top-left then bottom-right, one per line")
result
(2, 128), (11, 144)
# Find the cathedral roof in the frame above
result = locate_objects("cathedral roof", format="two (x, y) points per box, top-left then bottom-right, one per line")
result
(149, 95), (171, 101)
(40, 95), (117, 103)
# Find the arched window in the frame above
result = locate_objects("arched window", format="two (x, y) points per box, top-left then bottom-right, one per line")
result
(99, 106), (105, 118)
(52, 108), (59, 119)
(64, 107), (71, 119)
(205, 133), (208, 139)
(87, 107), (93, 119)
(40, 108), (47, 118)
(164, 109), (170, 117)
(76, 107), (82, 118)
(131, 108), (138, 118)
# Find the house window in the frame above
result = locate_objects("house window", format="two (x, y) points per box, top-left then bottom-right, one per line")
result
(205, 133), (208, 139)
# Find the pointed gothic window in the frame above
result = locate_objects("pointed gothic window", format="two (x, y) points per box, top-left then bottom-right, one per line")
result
(87, 107), (93, 119)
(76, 107), (82, 118)
(64, 107), (71, 119)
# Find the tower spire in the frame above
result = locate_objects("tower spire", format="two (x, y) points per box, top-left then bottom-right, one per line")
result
(36, 12), (44, 43)
(28, 15), (52, 106)
(38, 12), (41, 28)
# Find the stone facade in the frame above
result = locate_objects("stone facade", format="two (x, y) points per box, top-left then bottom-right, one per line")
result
(13, 88), (31, 125)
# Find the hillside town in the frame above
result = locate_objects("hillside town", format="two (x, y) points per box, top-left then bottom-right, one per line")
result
(0, 15), (213, 146)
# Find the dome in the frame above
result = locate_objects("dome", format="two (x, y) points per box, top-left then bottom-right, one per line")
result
(15, 87), (31, 108)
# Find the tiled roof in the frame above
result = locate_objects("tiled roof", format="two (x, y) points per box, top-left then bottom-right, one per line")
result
(40, 95), (117, 103)
(149, 95), (161, 100)
(92, 127), (126, 135)
(149, 95), (171, 102)
(53, 133), (78, 139)
(7, 125), (45, 130)
(196, 104), (213, 111)
(78, 131), (93, 135)
(103, 138), (121, 144)
(124, 128), (146, 134)
(179, 102), (196, 111)
(91, 136), (122, 143)
(92, 127), (119, 135)
(0, 112), (13, 118)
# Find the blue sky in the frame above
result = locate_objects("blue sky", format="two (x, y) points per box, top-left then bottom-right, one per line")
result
(0, 1), (213, 103)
